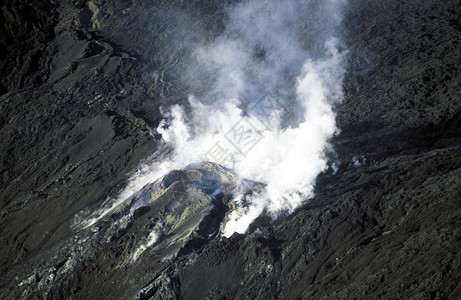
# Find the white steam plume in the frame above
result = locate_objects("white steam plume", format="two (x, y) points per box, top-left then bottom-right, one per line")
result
(159, 39), (344, 237)
(157, 0), (347, 237)
(73, 0), (347, 236)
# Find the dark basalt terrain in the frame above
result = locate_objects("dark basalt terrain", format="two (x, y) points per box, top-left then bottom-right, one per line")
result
(1, 0), (461, 299)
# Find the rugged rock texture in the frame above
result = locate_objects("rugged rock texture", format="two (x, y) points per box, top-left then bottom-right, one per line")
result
(1, 0), (460, 299)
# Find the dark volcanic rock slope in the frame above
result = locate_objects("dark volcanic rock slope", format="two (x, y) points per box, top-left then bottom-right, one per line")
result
(1, 0), (461, 299)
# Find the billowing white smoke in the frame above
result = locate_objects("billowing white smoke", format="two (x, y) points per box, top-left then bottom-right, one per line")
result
(156, 0), (346, 236)
(158, 40), (344, 237)
(73, 0), (347, 236)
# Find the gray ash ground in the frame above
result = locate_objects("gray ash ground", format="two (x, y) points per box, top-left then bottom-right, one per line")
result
(1, 0), (461, 299)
